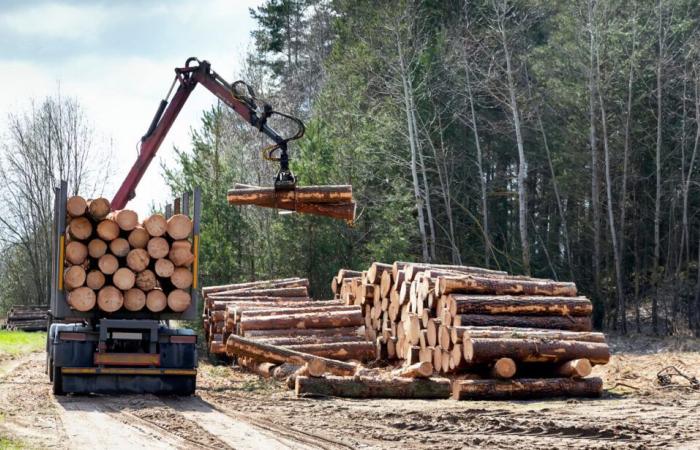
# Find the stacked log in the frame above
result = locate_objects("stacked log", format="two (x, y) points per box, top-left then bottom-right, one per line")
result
(5, 305), (48, 331)
(227, 184), (356, 223)
(202, 278), (374, 362)
(62, 195), (194, 314)
(329, 261), (608, 400)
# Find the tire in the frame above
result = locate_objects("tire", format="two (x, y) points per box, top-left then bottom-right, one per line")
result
(48, 357), (54, 382)
(52, 364), (64, 396)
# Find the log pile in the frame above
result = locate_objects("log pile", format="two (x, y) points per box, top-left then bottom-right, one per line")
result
(4, 305), (48, 331)
(329, 261), (608, 400)
(227, 184), (356, 223)
(62, 195), (194, 314)
(202, 278), (375, 362)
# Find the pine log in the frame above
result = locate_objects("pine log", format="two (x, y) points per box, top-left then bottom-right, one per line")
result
(136, 269), (157, 291)
(166, 214), (193, 240)
(109, 238), (130, 257)
(452, 377), (603, 400)
(404, 264), (506, 282)
(86, 270), (105, 290)
(238, 358), (278, 378)
(455, 314), (592, 331)
(240, 309), (363, 332)
(65, 241), (88, 265)
(556, 358), (592, 378)
(463, 338), (610, 365)
(67, 287), (96, 312)
(255, 335), (366, 347)
(445, 294), (592, 317)
(272, 363), (303, 381)
(146, 289), (167, 312)
(111, 209), (138, 231)
(295, 375), (451, 399)
(144, 213), (167, 237)
(171, 267), (194, 289)
(128, 227), (150, 249)
(113, 268), (136, 290)
(124, 288), (146, 311)
(450, 326), (606, 344)
(64, 265), (86, 290)
(169, 240), (194, 266)
(243, 326), (362, 339)
(491, 357), (517, 379)
(87, 198), (110, 221)
(437, 275), (577, 297)
(285, 342), (375, 361)
(380, 270), (393, 298)
(168, 289), (191, 312)
(98, 254), (118, 275)
(88, 239), (108, 259)
(66, 195), (87, 217)
(67, 216), (92, 240)
(147, 237), (169, 259)
(154, 258), (175, 277)
(126, 248), (150, 272)
(330, 276), (339, 295)
(228, 185), (353, 204)
(235, 305), (359, 321)
(96, 219), (120, 241)
(211, 299), (321, 312)
(225, 334), (358, 376)
(393, 361), (433, 378)
(210, 286), (309, 299)
(228, 194), (356, 222)
(202, 277), (307, 296)
(97, 286), (123, 312)
(367, 262), (393, 284)
(336, 269), (362, 283)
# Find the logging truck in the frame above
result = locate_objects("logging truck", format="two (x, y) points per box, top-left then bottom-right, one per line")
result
(46, 57), (308, 395)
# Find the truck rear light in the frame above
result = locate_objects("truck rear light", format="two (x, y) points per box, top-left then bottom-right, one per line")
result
(59, 332), (87, 341)
(170, 335), (197, 344)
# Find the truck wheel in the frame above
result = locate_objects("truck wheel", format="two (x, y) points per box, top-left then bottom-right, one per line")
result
(48, 357), (54, 382)
(52, 365), (64, 396)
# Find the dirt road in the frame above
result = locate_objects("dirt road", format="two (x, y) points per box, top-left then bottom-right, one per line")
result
(1, 337), (699, 449)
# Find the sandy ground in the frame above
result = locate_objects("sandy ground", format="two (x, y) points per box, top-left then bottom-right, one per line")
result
(0, 337), (699, 449)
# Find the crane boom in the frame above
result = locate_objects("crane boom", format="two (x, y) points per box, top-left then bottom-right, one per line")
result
(112, 57), (298, 209)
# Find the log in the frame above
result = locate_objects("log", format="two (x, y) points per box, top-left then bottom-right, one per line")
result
(451, 377), (603, 400)
(66, 195), (87, 217)
(255, 335), (367, 347)
(124, 288), (146, 311)
(202, 277), (307, 296)
(87, 198), (110, 221)
(64, 265), (86, 290)
(454, 314), (592, 332)
(226, 334), (358, 376)
(86, 270), (105, 290)
(109, 238), (130, 257)
(67, 286), (96, 312)
(128, 227), (150, 249)
(445, 294), (592, 317)
(380, 270), (393, 298)
(404, 264), (506, 282)
(238, 358), (278, 378)
(336, 269), (362, 283)
(243, 326), (362, 339)
(113, 268), (136, 290)
(147, 237), (169, 259)
(437, 275), (577, 297)
(65, 241), (88, 265)
(97, 286), (123, 312)
(392, 361), (433, 378)
(285, 342), (376, 361)
(228, 185), (353, 204)
(450, 326), (606, 344)
(228, 193), (356, 222)
(169, 240), (194, 267)
(67, 217), (92, 240)
(96, 219), (120, 241)
(88, 238), (108, 259)
(366, 262), (393, 284)
(168, 289), (191, 312)
(154, 258), (175, 277)
(210, 298), (317, 311)
(136, 270), (157, 291)
(111, 209), (138, 231)
(126, 248), (150, 272)
(236, 304), (359, 320)
(146, 289), (167, 312)
(491, 357), (517, 379)
(295, 375), (451, 399)
(171, 267), (194, 289)
(463, 338), (610, 365)
(272, 363), (303, 381)
(240, 309), (363, 332)
(98, 254), (119, 275)
(210, 286), (309, 299)
(556, 358), (592, 378)
(144, 213), (167, 237)
(166, 214), (193, 240)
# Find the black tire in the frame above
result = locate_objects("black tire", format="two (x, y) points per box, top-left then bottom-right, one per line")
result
(52, 364), (64, 396)
(48, 357), (54, 382)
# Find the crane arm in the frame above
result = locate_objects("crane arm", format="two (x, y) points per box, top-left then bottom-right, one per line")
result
(111, 57), (300, 210)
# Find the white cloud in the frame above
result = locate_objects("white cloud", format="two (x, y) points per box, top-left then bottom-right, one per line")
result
(0, 2), (108, 40)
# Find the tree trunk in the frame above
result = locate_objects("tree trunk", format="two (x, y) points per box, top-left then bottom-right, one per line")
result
(452, 377), (603, 400)
(284, 342), (376, 361)
(454, 314), (592, 332)
(450, 326), (606, 344)
(445, 294), (592, 316)
(295, 375), (451, 399)
(243, 326), (362, 339)
(227, 185), (352, 204)
(436, 275), (577, 297)
(588, 0), (602, 304)
(463, 337), (610, 365)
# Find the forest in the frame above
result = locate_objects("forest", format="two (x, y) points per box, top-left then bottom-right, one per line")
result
(2, 0), (700, 337)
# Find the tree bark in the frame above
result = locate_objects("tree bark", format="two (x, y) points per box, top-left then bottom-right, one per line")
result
(445, 294), (592, 316)
(463, 337), (610, 365)
(451, 326), (606, 344)
(437, 275), (577, 297)
(454, 314), (592, 331)
(295, 375), (451, 399)
(452, 377), (603, 400)
(285, 342), (376, 361)
(239, 309), (363, 332)
(227, 185), (353, 204)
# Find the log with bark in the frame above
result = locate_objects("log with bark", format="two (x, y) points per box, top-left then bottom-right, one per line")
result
(451, 377), (603, 400)
(462, 337), (610, 365)
(454, 314), (592, 332)
(450, 326), (606, 344)
(239, 309), (363, 332)
(295, 375), (452, 399)
(436, 275), (577, 297)
(444, 295), (593, 317)
(284, 341), (376, 361)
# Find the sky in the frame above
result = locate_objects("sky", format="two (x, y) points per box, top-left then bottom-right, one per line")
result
(0, 0), (264, 215)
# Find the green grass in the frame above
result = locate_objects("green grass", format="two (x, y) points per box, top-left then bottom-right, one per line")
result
(0, 331), (46, 357)
(0, 436), (24, 449)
